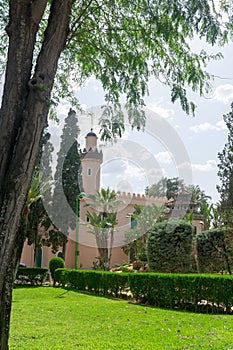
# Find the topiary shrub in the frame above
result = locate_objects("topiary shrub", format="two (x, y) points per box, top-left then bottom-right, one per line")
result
(147, 219), (194, 273)
(196, 228), (233, 274)
(16, 267), (48, 286)
(49, 257), (65, 286)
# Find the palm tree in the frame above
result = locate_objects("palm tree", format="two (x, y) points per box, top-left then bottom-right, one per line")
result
(86, 188), (121, 270)
(87, 188), (122, 215)
(16, 169), (52, 271)
(23, 169), (51, 218)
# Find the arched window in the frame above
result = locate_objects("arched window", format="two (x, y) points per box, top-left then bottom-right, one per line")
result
(87, 168), (92, 176)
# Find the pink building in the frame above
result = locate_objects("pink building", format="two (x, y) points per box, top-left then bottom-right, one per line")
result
(21, 130), (203, 269)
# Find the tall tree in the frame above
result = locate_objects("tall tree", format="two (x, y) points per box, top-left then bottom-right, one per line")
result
(217, 103), (233, 226)
(0, 1), (232, 348)
(20, 129), (70, 265)
(146, 177), (184, 199)
(24, 130), (57, 264)
(51, 108), (83, 258)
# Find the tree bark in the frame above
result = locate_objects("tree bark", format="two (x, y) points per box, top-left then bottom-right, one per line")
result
(0, 1), (74, 348)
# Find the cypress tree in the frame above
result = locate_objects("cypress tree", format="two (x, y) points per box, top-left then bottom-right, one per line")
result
(52, 109), (83, 258)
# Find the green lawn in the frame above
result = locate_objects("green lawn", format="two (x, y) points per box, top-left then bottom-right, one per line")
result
(10, 287), (233, 350)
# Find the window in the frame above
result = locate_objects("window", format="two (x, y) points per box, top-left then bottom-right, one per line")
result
(86, 216), (90, 223)
(87, 168), (92, 176)
(131, 217), (137, 229)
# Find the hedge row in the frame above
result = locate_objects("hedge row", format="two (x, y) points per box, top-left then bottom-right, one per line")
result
(54, 269), (129, 298)
(55, 269), (233, 314)
(128, 273), (233, 313)
(16, 267), (48, 286)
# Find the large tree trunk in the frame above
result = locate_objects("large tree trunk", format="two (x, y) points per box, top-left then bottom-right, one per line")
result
(0, 1), (74, 349)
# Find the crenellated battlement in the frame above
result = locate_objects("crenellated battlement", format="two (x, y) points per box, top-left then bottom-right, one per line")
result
(80, 147), (103, 160)
(117, 191), (166, 206)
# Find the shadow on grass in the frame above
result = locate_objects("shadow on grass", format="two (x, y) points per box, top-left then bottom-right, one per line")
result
(13, 284), (230, 315)
(54, 285), (131, 302)
(55, 285), (230, 315)
(54, 289), (70, 298)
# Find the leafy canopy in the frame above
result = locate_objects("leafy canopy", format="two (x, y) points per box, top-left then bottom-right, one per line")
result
(0, 1), (232, 140)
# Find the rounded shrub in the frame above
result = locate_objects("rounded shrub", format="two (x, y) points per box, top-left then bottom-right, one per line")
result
(147, 219), (194, 273)
(196, 227), (233, 273)
(49, 257), (65, 286)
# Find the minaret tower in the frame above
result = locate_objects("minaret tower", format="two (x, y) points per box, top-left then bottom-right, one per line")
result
(80, 129), (103, 195)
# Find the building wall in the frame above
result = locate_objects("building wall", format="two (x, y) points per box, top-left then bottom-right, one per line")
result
(20, 131), (205, 270)
(20, 193), (165, 269)
(81, 158), (102, 195)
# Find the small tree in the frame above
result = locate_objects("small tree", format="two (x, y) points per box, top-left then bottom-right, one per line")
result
(49, 257), (65, 286)
(124, 203), (165, 262)
(147, 220), (194, 273)
(86, 188), (121, 270)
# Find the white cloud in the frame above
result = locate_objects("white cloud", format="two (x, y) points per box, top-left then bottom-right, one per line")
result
(192, 160), (217, 172)
(190, 120), (227, 133)
(102, 160), (148, 194)
(117, 160), (146, 181)
(179, 160), (217, 172)
(56, 101), (70, 117)
(215, 120), (227, 130)
(147, 102), (175, 119)
(190, 122), (216, 133)
(212, 84), (233, 104)
(154, 151), (173, 164)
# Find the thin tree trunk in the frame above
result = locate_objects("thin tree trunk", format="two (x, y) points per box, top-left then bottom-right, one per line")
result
(96, 231), (105, 269)
(0, 2), (74, 348)
(62, 238), (67, 261)
(109, 228), (114, 268)
(103, 248), (109, 271)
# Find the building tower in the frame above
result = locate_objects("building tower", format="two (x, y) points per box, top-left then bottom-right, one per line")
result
(80, 129), (103, 194)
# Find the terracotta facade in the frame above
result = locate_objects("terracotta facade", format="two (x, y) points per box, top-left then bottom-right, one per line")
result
(21, 130), (203, 269)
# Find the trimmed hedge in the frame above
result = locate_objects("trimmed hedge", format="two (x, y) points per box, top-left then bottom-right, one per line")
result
(54, 269), (129, 297)
(147, 220), (194, 273)
(16, 267), (48, 285)
(128, 273), (233, 313)
(49, 257), (65, 286)
(55, 269), (233, 314)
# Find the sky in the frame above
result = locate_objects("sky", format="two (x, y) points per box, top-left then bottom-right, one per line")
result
(49, 38), (233, 205)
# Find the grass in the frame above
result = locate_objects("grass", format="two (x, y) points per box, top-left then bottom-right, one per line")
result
(10, 286), (233, 350)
